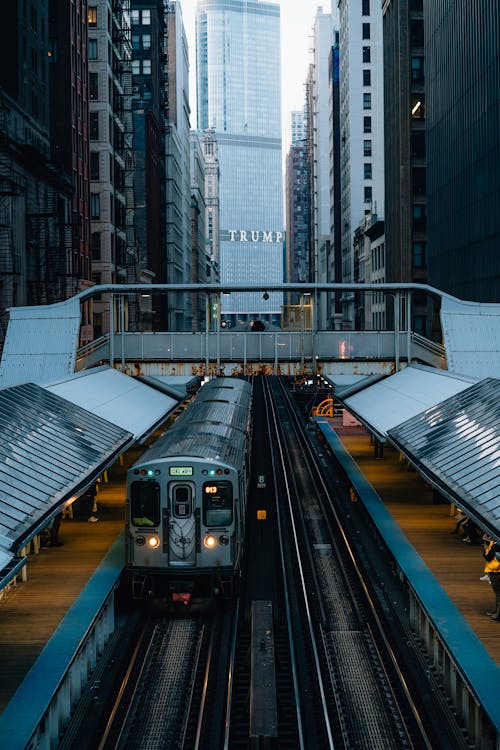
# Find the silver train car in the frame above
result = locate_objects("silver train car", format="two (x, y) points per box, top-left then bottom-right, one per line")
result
(126, 377), (252, 607)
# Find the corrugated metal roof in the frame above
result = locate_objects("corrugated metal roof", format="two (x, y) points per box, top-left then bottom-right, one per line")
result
(0, 298), (81, 389)
(45, 367), (178, 441)
(342, 366), (475, 439)
(0, 382), (132, 551)
(388, 379), (500, 530)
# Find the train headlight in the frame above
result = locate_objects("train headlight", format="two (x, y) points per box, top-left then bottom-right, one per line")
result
(203, 534), (218, 549)
(148, 536), (160, 549)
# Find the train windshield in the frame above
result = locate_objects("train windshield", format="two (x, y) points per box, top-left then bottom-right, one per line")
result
(203, 481), (233, 527)
(131, 481), (160, 527)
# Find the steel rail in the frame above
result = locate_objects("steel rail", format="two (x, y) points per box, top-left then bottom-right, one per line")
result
(277, 377), (434, 749)
(263, 377), (336, 749)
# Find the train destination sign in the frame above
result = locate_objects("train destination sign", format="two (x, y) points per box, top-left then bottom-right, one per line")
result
(169, 466), (193, 476)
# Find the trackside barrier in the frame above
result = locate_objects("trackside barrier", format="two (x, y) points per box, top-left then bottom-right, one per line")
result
(0, 533), (124, 750)
(316, 420), (500, 750)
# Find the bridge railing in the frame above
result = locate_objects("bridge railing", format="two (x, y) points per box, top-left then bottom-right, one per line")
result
(76, 329), (446, 373)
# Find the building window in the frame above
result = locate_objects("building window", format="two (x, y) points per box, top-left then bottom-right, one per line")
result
(142, 59), (151, 75)
(362, 46), (371, 63)
(91, 193), (100, 219)
(410, 19), (424, 47)
(412, 204), (426, 231)
(142, 34), (151, 50)
(89, 72), (98, 99)
(91, 232), (101, 260)
(364, 163), (372, 179)
(142, 9), (151, 24)
(411, 132), (425, 158)
(363, 92), (371, 109)
(411, 56), (424, 82)
(132, 59), (140, 75)
(88, 6), (97, 26)
(364, 186), (372, 203)
(88, 38), (97, 59)
(412, 167), (426, 196)
(90, 111), (99, 140)
(363, 69), (371, 86)
(411, 95), (425, 119)
(363, 116), (372, 133)
(363, 140), (372, 156)
(412, 242), (426, 268)
(90, 152), (99, 180)
(362, 23), (370, 39)
(413, 315), (426, 336)
(362, 0), (370, 14)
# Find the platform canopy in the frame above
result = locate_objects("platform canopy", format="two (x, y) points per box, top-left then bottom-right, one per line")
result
(44, 367), (179, 442)
(336, 365), (476, 441)
(388, 378), (500, 534)
(0, 382), (133, 587)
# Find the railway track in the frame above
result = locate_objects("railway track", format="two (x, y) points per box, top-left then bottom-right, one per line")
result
(260, 375), (469, 749)
(61, 375), (470, 749)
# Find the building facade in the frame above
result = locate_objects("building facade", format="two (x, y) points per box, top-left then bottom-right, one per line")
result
(338, 0), (385, 328)
(88, 0), (134, 337)
(0, 1), (79, 346)
(165, 1), (191, 330)
(196, 0), (283, 327)
(383, 0), (428, 335)
(425, 0), (500, 303)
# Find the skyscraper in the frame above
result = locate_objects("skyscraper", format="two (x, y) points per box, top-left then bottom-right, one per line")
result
(196, 0), (283, 327)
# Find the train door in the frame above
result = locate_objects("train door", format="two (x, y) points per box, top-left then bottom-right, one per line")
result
(167, 482), (197, 566)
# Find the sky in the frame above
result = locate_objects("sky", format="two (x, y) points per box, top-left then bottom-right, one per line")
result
(179, 0), (334, 150)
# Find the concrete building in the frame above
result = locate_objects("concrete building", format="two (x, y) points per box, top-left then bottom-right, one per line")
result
(382, 0), (429, 336)
(164, 1), (191, 331)
(49, 0), (94, 342)
(202, 128), (220, 287)
(190, 130), (207, 332)
(285, 140), (311, 294)
(338, 0), (385, 328)
(130, 0), (169, 331)
(329, 30), (342, 328)
(308, 7), (332, 330)
(425, 0), (500, 303)
(88, 0), (134, 337)
(196, 0), (283, 328)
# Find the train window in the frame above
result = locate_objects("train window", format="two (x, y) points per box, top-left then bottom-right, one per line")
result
(131, 481), (160, 527)
(203, 481), (233, 527)
(171, 484), (193, 519)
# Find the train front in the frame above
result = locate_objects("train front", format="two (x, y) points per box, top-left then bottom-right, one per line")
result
(126, 456), (243, 609)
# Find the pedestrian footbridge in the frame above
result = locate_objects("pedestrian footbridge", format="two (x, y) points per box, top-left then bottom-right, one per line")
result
(0, 283), (499, 385)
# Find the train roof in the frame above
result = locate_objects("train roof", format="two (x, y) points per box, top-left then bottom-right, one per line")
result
(132, 378), (251, 470)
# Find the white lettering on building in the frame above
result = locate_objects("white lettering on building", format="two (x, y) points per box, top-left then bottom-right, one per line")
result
(228, 230), (283, 243)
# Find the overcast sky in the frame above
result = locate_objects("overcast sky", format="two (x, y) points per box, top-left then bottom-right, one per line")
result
(179, 0), (334, 149)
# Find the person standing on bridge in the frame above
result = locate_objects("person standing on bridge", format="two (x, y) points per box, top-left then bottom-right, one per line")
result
(482, 534), (500, 621)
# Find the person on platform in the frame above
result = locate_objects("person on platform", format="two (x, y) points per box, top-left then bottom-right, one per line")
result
(49, 512), (63, 546)
(482, 533), (500, 621)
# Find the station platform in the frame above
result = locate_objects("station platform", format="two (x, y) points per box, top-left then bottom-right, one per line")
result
(326, 421), (500, 668)
(0, 444), (142, 715)
(0, 418), (499, 733)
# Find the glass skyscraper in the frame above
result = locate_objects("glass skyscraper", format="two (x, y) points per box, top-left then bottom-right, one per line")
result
(196, 0), (283, 325)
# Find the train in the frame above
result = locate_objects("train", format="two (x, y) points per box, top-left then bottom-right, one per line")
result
(125, 377), (252, 608)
